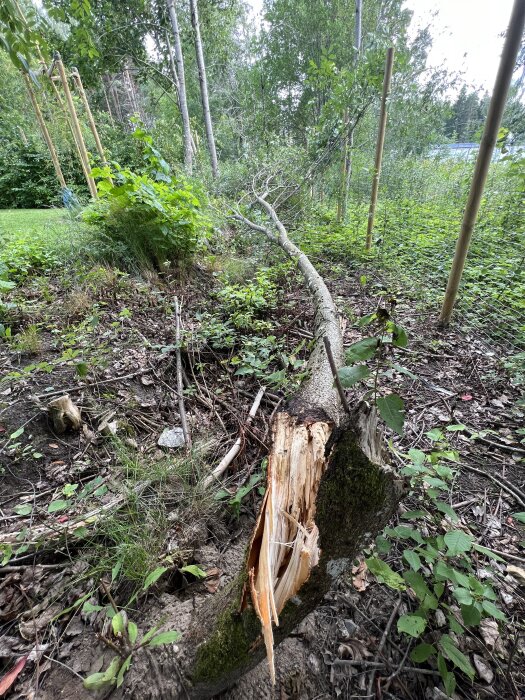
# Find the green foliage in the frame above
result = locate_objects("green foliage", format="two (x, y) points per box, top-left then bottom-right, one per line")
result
(84, 130), (207, 270)
(81, 571), (181, 691)
(368, 436), (508, 694)
(338, 304), (406, 435)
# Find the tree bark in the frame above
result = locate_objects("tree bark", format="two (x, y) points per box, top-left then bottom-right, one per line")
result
(113, 197), (404, 699)
(167, 0), (193, 174)
(189, 0), (219, 178)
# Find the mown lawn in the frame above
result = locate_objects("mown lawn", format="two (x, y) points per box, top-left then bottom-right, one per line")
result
(0, 208), (69, 240)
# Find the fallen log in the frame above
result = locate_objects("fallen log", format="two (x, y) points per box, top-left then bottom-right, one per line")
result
(109, 197), (405, 699)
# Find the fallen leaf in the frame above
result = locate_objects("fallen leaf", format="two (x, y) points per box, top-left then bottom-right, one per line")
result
(473, 654), (494, 684)
(351, 559), (369, 592)
(204, 567), (222, 594)
(479, 619), (500, 651)
(507, 565), (525, 585)
(0, 656), (28, 696)
(48, 444), (59, 449)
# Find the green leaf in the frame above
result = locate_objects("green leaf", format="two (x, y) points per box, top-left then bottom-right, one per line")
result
(438, 634), (475, 679)
(116, 655), (132, 688)
(446, 424), (466, 432)
(357, 312), (377, 327)
(408, 449), (426, 466)
(127, 621), (138, 645)
(444, 530), (473, 556)
(146, 630), (181, 647)
(391, 324), (408, 348)
(48, 499), (71, 513)
(112, 560), (122, 582)
(453, 587), (473, 606)
(102, 657), (121, 682)
(338, 364), (370, 387)
(82, 600), (103, 614)
(14, 503), (33, 515)
(403, 549), (422, 571)
(437, 652), (456, 697)
(9, 426), (24, 440)
(397, 613), (426, 638)
(112, 611), (125, 636)
(75, 362), (89, 377)
(461, 603), (481, 627)
(377, 394), (404, 435)
(410, 643), (436, 663)
(482, 600), (506, 621)
(143, 567), (168, 590)
(512, 512), (525, 523)
(426, 428), (443, 442)
(403, 570), (438, 610)
(365, 556), (405, 590)
(180, 565), (206, 579)
(83, 672), (109, 690)
(345, 338), (378, 363)
(435, 501), (459, 522)
(375, 534), (391, 554)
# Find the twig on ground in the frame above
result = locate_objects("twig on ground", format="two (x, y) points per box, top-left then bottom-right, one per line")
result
(459, 462), (525, 508)
(175, 296), (191, 450)
(367, 594), (402, 696)
(35, 368), (153, 400)
(203, 387), (266, 487)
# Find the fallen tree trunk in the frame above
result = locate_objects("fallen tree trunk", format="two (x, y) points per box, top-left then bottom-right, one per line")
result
(102, 197), (405, 699)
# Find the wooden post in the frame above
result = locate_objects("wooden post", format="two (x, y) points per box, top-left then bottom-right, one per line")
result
(366, 47), (394, 250)
(71, 67), (107, 164)
(23, 72), (67, 190)
(54, 52), (98, 198)
(439, 0), (525, 326)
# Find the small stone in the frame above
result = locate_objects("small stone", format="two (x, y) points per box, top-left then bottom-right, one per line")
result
(158, 427), (186, 449)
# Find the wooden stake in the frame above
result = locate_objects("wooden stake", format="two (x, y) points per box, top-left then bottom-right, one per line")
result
(54, 52), (98, 198)
(366, 47), (394, 250)
(71, 67), (107, 164)
(22, 72), (67, 189)
(439, 0), (525, 325)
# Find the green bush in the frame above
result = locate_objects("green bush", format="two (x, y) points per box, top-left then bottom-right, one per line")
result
(84, 168), (206, 270)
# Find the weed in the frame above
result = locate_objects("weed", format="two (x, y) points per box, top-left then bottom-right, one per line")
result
(10, 324), (42, 355)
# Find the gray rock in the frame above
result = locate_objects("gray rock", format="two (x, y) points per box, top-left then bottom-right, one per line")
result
(158, 427), (186, 448)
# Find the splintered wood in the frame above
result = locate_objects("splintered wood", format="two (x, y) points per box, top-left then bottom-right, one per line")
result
(245, 412), (333, 682)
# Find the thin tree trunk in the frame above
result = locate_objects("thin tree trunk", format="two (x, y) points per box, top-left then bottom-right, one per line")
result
(366, 47), (394, 249)
(337, 0), (362, 223)
(167, 0), (193, 174)
(165, 30), (198, 156)
(189, 0), (219, 178)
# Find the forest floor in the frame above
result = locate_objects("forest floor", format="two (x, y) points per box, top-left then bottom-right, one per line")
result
(0, 209), (524, 699)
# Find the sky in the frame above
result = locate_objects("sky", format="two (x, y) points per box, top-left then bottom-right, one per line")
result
(247, 0), (515, 93)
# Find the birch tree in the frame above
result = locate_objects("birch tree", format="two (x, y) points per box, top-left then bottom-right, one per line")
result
(167, 0), (193, 173)
(189, 0), (219, 178)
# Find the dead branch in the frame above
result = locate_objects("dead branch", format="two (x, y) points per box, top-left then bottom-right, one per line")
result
(175, 296), (191, 449)
(202, 387), (266, 487)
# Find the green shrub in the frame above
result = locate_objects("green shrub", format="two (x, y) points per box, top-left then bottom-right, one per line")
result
(84, 129), (207, 269)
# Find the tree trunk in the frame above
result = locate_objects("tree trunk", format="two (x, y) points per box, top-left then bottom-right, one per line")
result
(189, 0), (219, 179)
(167, 0), (193, 174)
(165, 30), (198, 156)
(114, 197), (404, 699)
(337, 0), (362, 223)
